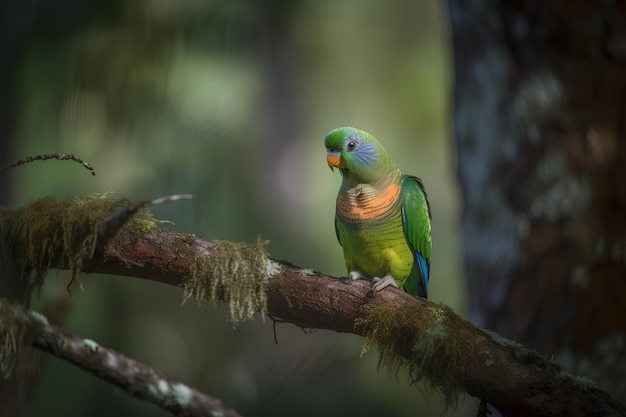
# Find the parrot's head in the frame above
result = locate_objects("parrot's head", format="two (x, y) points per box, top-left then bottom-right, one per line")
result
(324, 127), (397, 184)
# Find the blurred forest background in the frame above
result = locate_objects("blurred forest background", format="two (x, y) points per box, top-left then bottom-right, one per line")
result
(1, 1), (464, 416)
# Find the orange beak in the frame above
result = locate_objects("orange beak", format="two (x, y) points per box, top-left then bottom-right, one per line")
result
(326, 151), (346, 171)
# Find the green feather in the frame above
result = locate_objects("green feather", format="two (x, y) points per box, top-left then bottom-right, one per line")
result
(400, 175), (431, 297)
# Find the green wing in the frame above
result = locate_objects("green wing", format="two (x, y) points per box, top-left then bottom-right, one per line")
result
(400, 176), (431, 298)
(334, 213), (343, 246)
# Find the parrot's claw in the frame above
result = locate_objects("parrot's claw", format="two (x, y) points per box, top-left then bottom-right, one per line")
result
(372, 275), (398, 292)
(349, 270), (367, 281)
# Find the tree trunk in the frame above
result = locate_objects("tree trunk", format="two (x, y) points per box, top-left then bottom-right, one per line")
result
(450, 0), (626, 401)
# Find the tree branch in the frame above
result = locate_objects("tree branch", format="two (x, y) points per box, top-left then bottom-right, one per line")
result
(91, 230), (626, 417)
(1, 196), (625, 416)
(0, 300), (243, 417)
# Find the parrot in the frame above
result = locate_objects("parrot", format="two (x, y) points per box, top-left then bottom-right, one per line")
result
(324, 127), (431, 298)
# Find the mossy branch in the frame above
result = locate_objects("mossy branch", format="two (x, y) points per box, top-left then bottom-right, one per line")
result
(0, 193), (193, 301)
(1, 195), (625, 416)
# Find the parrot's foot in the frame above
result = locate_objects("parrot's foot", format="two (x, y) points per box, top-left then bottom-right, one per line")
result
(372, 275), (398, 292)
(349, 270), (367, 281)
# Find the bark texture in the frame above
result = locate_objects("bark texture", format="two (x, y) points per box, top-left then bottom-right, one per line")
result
(449, 0), (626, 400)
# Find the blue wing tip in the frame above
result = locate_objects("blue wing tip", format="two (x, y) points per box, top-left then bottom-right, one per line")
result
(416, 253), (429, 288)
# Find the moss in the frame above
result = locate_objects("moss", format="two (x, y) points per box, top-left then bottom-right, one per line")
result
(29, 311), (49, 326)
(482, 328), (541, 363)
(147, 383), (159, 399)
(558, 370), (596, 391)
(265, 259), (282, 277)
(0, 312), (26, 378)
(0, 194), (157, 302)
(148, 379), (176, 407)
(182, 237), (272, 325)
(127, 218), (158, 235)
(171, 382), (193, 407)
(121, 209), (168, 236)
(0, 301), (32, 378)
(149, 379), (195, 408)
(83, 338), (99, 352)
(357, 302), (465, 413)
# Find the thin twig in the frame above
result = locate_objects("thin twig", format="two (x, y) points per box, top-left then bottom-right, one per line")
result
(151, 194), (195, 205)
(0, 154), (96, 176)
(96, 194), (194, 252)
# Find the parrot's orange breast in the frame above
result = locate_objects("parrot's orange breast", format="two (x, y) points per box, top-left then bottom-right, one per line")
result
(336, 182), (401, 222)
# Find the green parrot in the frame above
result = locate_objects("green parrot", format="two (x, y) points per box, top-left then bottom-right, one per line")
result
(324, 127), (431, 298)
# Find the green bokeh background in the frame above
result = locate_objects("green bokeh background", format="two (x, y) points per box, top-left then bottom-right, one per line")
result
(8, 1), (468, 416)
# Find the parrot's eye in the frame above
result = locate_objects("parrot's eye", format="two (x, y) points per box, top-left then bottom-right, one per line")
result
(346, 141), (357, 151)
